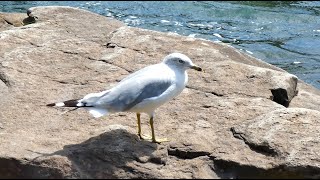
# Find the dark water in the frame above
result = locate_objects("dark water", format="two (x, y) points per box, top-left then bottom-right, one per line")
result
(1, 1), (320, 89)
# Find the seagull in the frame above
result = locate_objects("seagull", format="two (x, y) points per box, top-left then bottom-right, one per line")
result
(47, 53), (202, 143)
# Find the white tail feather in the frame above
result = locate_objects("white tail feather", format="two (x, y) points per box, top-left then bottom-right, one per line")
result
(55, 102), (65, 107)
(87, 107), (108, 118)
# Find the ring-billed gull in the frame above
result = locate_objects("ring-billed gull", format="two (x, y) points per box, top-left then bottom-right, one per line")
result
(47, 53), (202, 143)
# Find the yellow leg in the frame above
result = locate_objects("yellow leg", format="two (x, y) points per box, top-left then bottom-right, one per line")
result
(149, 116), (169, 143)
(137, 113), (141, 138)
(137, 113), (152, 140)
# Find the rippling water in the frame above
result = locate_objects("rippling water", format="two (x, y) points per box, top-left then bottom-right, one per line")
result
(1, 1), (320, 89)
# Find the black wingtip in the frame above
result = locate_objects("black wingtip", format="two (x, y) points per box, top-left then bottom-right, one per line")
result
(46, 103), (56, 107)
(46, 99), (81, 107)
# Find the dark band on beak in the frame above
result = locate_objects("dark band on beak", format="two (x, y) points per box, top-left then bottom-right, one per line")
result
(191, 65), (202, 71)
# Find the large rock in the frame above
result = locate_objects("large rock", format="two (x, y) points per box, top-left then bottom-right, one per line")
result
(0, 6), (319, 179)
(231, 108), (320, 178)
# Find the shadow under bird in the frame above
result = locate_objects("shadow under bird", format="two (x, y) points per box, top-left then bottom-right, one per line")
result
(47, 53), (202, 143)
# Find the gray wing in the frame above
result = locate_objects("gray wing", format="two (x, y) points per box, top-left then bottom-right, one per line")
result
(94, 69), (172, 112)
(122, 79), (172, 111)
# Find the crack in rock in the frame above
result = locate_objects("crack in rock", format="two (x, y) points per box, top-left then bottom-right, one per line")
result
(104, 42), (145, 55)
(230, 127), (279, 157)
(202, 105), (214, 108)
(97, 59), (132, 73)
(0, 71), (11, 87)
(9, 34), (42, 47)
(59, 50), (79, 55)
(186, 85), (224, 97)
(212, 158), (312, 179)
(167, 146), (210, 159)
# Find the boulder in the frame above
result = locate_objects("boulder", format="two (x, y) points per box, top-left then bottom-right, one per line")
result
(231, 108), (320, 178)
(0, 6), (319, 178)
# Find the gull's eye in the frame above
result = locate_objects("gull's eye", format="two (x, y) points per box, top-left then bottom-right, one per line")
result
(178, 59), (184, 64)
